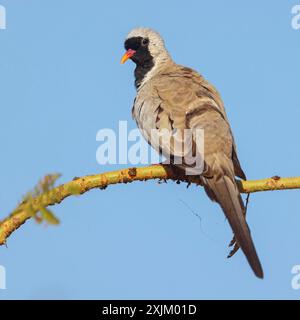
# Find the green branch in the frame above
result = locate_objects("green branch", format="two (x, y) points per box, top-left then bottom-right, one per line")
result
(0, 164), (299, 246)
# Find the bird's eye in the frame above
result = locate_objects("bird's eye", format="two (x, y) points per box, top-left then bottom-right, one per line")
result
(142, 38), (149, 46)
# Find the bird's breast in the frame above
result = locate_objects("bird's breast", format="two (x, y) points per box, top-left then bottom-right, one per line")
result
(133, 93), (160, 141)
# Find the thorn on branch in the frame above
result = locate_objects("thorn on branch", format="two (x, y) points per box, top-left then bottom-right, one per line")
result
(128, 167), (137, 178)
(271, 175), (281, 181)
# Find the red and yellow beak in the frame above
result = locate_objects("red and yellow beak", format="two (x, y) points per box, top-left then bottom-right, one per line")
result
(120, 49), (136, 64)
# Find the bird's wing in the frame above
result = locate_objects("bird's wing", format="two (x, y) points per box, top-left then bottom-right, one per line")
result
(142, 66), (234, 162)
(196, 74), (247, 180)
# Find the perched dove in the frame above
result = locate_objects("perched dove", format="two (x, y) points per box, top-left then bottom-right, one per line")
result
(121, 28), (263, 278)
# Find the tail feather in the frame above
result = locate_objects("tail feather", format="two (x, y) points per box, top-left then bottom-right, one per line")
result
(203, 175), (263, 279)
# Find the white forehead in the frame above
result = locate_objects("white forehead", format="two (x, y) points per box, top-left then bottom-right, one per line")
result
(126, 28), (165, 47)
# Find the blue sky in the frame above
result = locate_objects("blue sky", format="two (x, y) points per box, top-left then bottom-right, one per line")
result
(0, 0), (300, 299)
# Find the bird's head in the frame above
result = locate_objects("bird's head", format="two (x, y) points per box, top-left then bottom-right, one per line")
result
(121, 28), (171, 67)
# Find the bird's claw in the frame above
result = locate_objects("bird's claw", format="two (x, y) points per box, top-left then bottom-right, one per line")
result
(227, 236), (240, 258)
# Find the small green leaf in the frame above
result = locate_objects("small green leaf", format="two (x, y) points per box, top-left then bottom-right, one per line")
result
(40, 207), (60, 225)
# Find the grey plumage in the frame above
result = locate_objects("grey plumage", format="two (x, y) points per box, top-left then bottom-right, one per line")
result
(122, 28), (263, 278)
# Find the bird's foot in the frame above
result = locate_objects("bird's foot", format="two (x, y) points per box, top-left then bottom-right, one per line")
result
(227, 236), (240, 258)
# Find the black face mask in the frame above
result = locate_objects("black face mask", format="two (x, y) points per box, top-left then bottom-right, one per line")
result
(124, 37), (154, 88)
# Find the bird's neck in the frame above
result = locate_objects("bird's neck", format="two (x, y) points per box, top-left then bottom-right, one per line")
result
(134, 53), (172, 90)
(134, 60), (155, 89)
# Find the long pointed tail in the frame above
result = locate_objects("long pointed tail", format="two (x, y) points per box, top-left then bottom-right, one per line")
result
(203, 175), (263, 278)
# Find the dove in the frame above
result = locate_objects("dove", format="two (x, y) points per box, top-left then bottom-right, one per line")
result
(121, 27), (263, 278)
